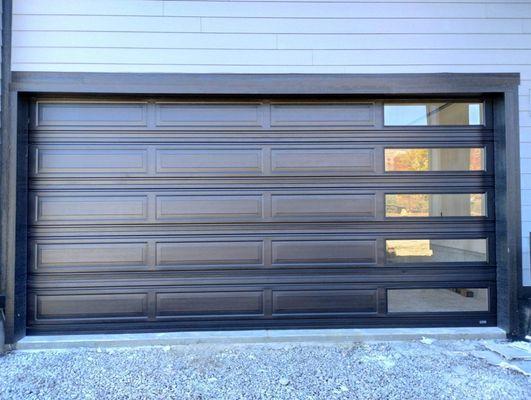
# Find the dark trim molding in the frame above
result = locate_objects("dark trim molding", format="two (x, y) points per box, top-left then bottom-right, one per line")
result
(11, 72), (520, 95)
(1, 72), (524, 342)
(0, 0), (12, 343)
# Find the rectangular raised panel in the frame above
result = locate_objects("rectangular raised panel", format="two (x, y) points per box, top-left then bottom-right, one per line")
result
(270, 103), (374, 127)
(156, 149), (263, 175)
(35, 195), (148, 223)
(156, 195), (263, 221)
(35, 242), (148, 271)
(157, 241), (263, 266)
(272, 289), (377, 315)
(272, 194), (375, 219)
(36, 102), (147, 127)
(35, 293), (148, 320)
(272, 240), (376, 265)
(33, 147), (148, 176)
(156, 103), (262, 127)
(271, 148), (375, 174)
(157, 291), (263, 316)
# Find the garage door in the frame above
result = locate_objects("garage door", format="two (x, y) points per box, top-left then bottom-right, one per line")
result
(27, 98), (496, 333)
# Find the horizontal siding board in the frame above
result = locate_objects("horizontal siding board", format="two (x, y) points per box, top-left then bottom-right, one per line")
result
(521, 110), (531, 127)
(14, 0), (164, 16)
(519, 143), (531, 158)
(19, 32), (531, 51)
(522, 174), (531, 190)
(10, 64), (357, 73)
(522, 190), (531, 206)
(202, 18), (521, 34)
(278, 34), (531, 50)
(13, 48), (314, 65)
(312, 50), (531, 66)
(164, 2), (485, 19)
(13, 48), (531, 66)
(522, 206), (531, 222)
(10, 63), (531, 75)
(486, 3), (531, 18)
(13, 31), (277, 50)
(13, 15), (201, 33)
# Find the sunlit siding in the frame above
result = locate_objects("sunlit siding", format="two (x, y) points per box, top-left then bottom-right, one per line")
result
(10, 0), (531, 285)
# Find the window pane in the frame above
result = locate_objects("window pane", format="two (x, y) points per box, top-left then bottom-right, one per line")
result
(385, 194), (486, 217)
(388, 288), (489, 313)
(384, 102), (484, 126)
(385, 239), (487, 263)
(385, 148), (485, 172)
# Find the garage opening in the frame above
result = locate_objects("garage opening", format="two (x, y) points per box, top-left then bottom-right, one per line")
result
(26, 97), (496, 334)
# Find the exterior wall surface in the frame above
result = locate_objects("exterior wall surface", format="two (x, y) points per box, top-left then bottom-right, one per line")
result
(9, 0), (531, 286)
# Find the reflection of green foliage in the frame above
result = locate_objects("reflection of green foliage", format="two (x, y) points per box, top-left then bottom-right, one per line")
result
(392, 149), (429, 171)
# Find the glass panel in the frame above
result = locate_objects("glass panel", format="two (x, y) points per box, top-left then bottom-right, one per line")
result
(387, 288), (489, 313)
(384, 148), (485, 172)
(385, 239), (487, 263)
(384, 102), (484, 126)
(385, 194), (486, 217)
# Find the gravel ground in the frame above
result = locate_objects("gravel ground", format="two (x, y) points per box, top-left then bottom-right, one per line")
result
(0, 340), (530, 400)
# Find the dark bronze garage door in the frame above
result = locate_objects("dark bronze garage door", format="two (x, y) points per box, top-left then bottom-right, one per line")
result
(27, 98), (496, 333)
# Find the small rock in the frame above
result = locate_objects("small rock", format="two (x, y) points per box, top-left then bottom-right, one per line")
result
(420, 337), (435, 345)
(207, 377), (218, 383)
(279, 378), (290, 386)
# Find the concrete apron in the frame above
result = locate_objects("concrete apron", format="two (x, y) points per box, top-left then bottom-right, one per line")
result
(16, 327), (506, 350)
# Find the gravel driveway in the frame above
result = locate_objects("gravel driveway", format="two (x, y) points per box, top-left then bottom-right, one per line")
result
(0, 340), (530, 400)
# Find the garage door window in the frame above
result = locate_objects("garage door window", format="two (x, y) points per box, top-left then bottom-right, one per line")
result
(385, 193), (486, 217)
(384, 102), (484, 126)
(387, 288), (489, 313)
(385, 239), (488, 263)
(384, 148), (485, 172)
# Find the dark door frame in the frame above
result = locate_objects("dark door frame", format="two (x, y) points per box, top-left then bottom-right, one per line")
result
(0, 72), (522, 343)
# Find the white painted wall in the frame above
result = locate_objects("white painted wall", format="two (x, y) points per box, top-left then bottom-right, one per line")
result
(10, 0), (531, 285)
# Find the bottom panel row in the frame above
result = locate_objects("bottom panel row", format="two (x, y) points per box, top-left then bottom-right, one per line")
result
(28, 286), (491, 326)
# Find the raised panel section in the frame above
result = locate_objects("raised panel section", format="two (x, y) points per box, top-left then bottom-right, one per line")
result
(34, 293), (148, 320)
(156, 241), (263, 266)
(270, 103), (374, 127)
(33, 242), (148, 272)
(36, 101), (147, 127)
(271, 148), (375, 174)
(272, 289), (377, 315)
(155, 103), (263, 127)
(272, 240), (376, 265)
(271, 194), (375, 219)
(32, 146), (148, 176)
(156, 195), (263, 221)
(33, 195), (148, 223)
(156, 148), (263, 175)
(156, 291), (263, 317)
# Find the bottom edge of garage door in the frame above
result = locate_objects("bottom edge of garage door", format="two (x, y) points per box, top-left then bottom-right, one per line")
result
(26, 315), (498, 336)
